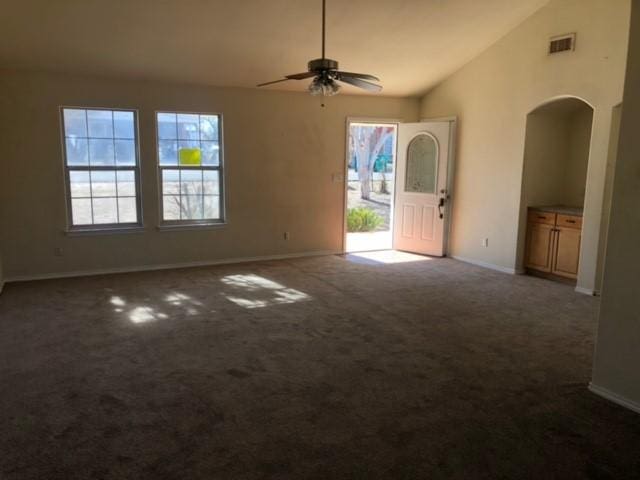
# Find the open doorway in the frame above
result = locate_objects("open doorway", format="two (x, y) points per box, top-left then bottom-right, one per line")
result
(517, 97), (594, 283)
(345, 121), (398, 252)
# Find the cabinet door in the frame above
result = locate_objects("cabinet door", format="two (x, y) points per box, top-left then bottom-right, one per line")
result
(525, 223), (555, 272)
(552, 227), (581, 279)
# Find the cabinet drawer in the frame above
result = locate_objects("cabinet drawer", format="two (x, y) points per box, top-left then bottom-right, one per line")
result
(528, 210), (557, 225)
(557, 214), (582, 230)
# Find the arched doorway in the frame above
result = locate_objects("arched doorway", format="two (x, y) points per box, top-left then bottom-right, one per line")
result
(516, 97), (595, 281)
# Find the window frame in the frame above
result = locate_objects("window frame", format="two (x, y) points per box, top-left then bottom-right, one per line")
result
(59, 106), (144, 233)
(155, 110), (226, 228)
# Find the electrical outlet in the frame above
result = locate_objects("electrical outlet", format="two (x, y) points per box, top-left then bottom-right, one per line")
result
(284, 232), (290, 240)
(482, 238), (489, 248)
(54, 247), (63, 257)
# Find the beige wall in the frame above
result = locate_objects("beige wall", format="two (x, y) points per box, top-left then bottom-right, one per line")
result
(591, 0), (640, 409)
(522, 107), (572, 207)
(0, 70), (419, 279)
(420, 0), (630, 290)
(565, 107), (592, 206)
(594, 104), (622, 289)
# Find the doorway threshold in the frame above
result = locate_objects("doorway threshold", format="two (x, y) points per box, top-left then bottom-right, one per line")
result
(344, 249), (432, 266)
(346, 231), (392, 253)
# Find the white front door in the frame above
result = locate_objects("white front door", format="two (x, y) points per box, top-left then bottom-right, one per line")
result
(393, 121), (452, 256)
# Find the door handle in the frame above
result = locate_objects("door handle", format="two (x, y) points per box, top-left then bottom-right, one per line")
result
(438, 197), (445, 219)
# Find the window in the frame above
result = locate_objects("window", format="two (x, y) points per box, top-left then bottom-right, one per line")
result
(61, 108), (141, 229)
(156, 112), (224, 225)
(405, 134), (438, 194)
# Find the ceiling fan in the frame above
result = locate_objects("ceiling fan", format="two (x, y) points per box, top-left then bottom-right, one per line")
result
(257, 0), (382, 96)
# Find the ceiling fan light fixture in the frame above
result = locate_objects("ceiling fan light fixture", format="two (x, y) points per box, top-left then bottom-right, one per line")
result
(308, 77), (340, 96)
(308, 78), (324, 96)
(327, 79), (340, 96)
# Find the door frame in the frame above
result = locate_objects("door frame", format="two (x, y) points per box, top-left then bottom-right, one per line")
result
(342, 117), (401, 254)
(416, 116), (458, 257)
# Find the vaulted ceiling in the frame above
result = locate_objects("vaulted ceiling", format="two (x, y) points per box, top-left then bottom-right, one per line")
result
(0, 0), (549, 97)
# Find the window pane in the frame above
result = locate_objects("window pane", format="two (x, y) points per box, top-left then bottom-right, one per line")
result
(71, 198), (92, 225)
(203, 195), (220, 219)
(89, 139), (115, 166)
(162, 170), (180, 195)
(91, 170), (117, 197)
(157, 113), (177, 139)
(180, 169), (202, 195)
(113, 111), (135, 139)
(178, 140), (199, 151)
(115, 139), (136, 165)
(117, 170), (136, 196)
(118, 197), (137, 223)
(159, 140), (178, 165)
(87, 110), (113, 138)
(65, 138), (88, 166)
(163, 195), (181, 220)
(405, 134), (437, 194)
(92, 197), (118, 224)
(200, 115), (218, 141)
(178, 141), (200, 166)
(202, 170), (219, 195)
(181, 195), (203, 220)
(162, 169), (180, 194)
(63, 109), (87, 137)
(177, 114), (199, 140)
(201, 141), (219, 166)
(69, 171), (91, 197)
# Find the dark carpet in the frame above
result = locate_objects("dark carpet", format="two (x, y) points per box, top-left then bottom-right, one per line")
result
(1, 252), (639, 479)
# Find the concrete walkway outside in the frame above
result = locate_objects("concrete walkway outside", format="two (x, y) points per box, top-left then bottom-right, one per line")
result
(346, 231), (392, 252)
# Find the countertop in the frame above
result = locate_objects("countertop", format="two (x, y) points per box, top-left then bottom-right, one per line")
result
(529, 205), (584, 216)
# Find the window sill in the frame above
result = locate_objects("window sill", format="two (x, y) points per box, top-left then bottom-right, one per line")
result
(157, 222), (227, 232)
(65, 226), (146, 237)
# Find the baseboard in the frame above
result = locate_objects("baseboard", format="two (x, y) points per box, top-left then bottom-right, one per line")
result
(451, 255), (517, 275)
(575, 286), (596, 296)
(5, 250), (341, 284)
(589, 383), (640, 415)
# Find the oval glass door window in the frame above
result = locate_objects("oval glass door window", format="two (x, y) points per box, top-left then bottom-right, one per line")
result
(405, 134), (438, 193)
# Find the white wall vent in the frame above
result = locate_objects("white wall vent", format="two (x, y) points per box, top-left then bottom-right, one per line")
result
(549, 33), (576, 54)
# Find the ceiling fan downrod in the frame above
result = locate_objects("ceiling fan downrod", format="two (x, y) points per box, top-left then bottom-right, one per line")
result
(321, 0), (326, 59)
(256, 0), (382, 96)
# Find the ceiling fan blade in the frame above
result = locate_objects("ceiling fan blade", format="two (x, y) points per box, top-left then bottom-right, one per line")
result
(337, 76), (383, 93)
(336, 71), (380, 82)
(257, 78), (292, 87)
(285, 72), (317, 80)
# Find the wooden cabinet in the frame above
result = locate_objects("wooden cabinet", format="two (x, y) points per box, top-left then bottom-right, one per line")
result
(527, 210), (556, 226)
(525, 209), (582, 281)
(525, 223), (555, 272)
(553, 227), (581, 278)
